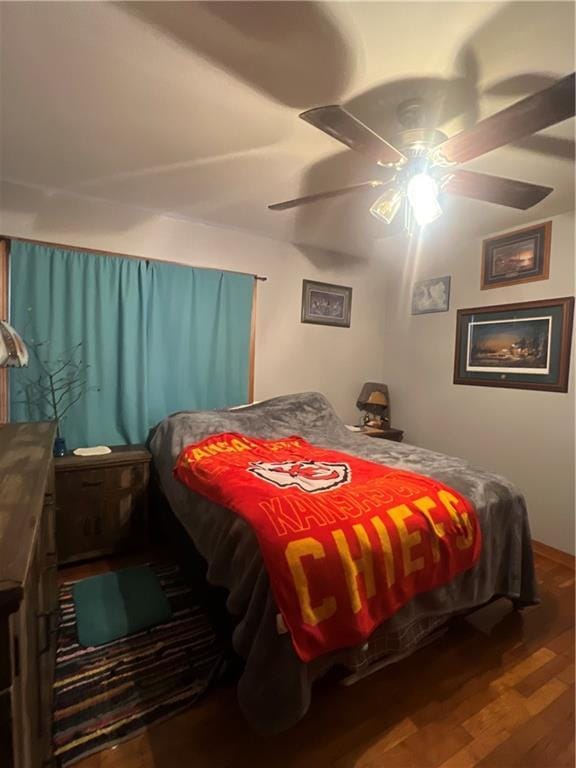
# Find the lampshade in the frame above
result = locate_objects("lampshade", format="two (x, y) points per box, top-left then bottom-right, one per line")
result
(356, 382), (389, 413)
(370, 187), (402, 224)
(0, 321), (29, 368)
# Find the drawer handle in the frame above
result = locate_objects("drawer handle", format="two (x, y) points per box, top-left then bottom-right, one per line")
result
(38, 613), (50, 654)
(38, 610), (58, 655)
(13, 636), (20, 678)
(82, 479), (103, 487)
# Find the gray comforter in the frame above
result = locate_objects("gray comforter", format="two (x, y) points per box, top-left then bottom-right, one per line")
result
(149, 392), (538, 732)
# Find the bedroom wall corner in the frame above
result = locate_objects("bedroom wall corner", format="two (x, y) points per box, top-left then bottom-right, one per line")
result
(379, 210), (575, 555)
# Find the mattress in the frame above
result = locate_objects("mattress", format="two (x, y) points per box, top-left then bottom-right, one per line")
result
(149, 391), (538, 732)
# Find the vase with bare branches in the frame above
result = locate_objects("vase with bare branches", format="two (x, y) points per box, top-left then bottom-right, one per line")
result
(15, 340), (99, 456)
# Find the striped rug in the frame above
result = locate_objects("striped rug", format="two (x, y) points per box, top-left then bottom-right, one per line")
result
(53, 563), (226, 766)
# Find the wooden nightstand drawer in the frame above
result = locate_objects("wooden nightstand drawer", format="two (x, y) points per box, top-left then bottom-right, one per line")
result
(57, 463), (149, 496)
(55, 446), (151, 564)
(105, 462), (149, 492)
(57, 468), (106, 495)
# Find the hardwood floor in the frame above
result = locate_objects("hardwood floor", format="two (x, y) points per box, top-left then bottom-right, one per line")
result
(59, 550), (574, 768)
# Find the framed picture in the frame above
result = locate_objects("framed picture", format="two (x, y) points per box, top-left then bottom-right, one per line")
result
(301, 280), (352, 328)
(411, 275), (451, 315)
(454, 297), (574, 392)
(481, 221), (551, 290)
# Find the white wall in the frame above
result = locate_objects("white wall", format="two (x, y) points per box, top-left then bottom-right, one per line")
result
(380, 211), (575, 553)
(0, 180), (387, 423)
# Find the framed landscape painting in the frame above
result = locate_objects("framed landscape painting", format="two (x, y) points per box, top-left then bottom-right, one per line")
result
(412, 276), (451, 315)
(481, 221), (551, 290)
(454, 297), (574, 392)
(301, 280), (352, 328)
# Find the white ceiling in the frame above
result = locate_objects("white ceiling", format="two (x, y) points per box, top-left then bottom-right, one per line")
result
(1, 1), (574, 255)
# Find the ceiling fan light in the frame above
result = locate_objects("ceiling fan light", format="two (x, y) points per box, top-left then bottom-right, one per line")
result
(407, 173), (442, 226)
(370, 188), (401, 224)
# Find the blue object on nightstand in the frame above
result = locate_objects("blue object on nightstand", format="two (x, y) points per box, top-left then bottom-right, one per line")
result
(53, 436), (67, 457)
(72, 565), (172, 647)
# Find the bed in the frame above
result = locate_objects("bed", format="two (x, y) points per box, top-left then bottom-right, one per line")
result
(149, 391), (538, 732)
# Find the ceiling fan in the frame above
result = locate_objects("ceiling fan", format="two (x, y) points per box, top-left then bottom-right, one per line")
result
(269, 72), (575, 231)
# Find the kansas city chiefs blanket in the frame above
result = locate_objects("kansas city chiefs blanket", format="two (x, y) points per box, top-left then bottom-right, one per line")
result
(174, 433), (482, 662)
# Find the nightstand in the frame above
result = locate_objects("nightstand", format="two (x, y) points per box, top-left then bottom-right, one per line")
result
(54, 445), (151, 564)
(360, 426), (404, 442)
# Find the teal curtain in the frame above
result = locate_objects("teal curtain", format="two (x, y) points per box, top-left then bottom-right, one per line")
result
(9, 241), (253, 448)
(146, 262), (253, 427)
(10, 242), (149, 447)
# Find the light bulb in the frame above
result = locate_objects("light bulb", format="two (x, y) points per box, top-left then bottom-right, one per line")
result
(370, 188), (401, 224)
(406, 173), (442, 227)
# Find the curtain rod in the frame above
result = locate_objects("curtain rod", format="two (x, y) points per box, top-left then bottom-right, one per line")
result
(0, 234), (268, 281)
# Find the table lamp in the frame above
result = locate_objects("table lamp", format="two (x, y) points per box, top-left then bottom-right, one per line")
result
(0, 320), (28, 368)
(356, 382), (390, 429)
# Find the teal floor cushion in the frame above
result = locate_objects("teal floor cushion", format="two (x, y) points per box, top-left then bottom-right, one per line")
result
(72, 565), (173, 647)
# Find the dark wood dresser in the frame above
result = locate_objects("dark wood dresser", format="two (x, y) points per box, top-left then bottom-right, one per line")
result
(55, 446), (151, 564)
(0, 422), (58, 768)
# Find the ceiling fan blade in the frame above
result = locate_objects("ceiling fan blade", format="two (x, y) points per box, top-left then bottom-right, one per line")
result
(300, 106), (407, 167)
(268, 180), (386, 211)
(442, 169), (553, 209)
(433, 71), (575, 165)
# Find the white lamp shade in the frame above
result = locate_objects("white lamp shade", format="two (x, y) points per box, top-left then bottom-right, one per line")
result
(0, 321), (29, 367)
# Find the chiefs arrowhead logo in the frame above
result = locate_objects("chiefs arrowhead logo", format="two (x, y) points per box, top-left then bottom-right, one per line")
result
(247, 460), (350, 493)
